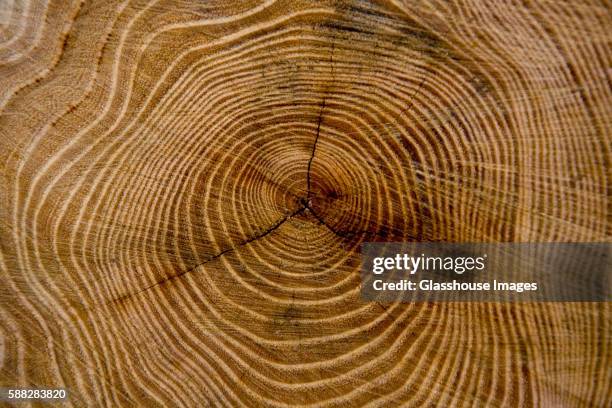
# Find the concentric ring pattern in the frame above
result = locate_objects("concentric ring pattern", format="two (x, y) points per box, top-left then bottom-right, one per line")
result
(0, 0), (610, 406)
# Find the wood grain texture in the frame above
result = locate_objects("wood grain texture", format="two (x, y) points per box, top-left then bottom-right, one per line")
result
(0, 0), (610, 406)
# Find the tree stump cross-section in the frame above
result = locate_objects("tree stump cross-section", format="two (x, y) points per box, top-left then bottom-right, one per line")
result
(0, 0), (610, 406)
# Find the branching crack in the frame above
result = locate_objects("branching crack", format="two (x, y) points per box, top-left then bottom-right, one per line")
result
(101, 40), (381, 309)
(104, 206), (306, 306)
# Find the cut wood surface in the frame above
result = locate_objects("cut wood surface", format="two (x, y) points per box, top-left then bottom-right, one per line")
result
(0, 0), (610, 406)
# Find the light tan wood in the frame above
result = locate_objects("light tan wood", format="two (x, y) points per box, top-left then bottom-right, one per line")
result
(0, 0), (610, 406)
